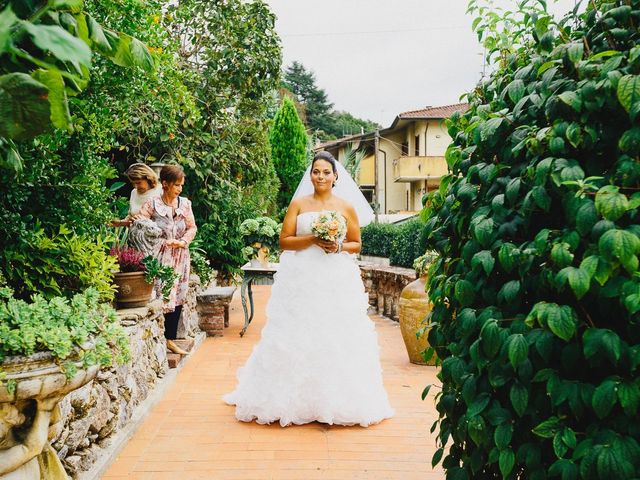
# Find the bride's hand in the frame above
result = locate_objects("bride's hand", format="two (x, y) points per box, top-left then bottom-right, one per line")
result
(317, 239), (338, 253)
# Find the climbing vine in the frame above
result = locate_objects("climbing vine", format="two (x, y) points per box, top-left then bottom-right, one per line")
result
(424, 1), (640, 478)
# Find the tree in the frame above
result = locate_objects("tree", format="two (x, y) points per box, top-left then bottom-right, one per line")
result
(0, 0), (154, 173)
(282, 61), (381, 140)
(424, 1), (640, 478)
(270, 96), (308, 213)
(282, 61), (333, 136)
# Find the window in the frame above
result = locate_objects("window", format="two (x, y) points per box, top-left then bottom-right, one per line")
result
(360, 188), (374, 204)
(415, 135), (420, 156)
(401, 142), (408, 156)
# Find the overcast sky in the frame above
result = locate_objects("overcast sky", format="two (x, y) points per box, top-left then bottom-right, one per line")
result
(265, 0), (577, 127)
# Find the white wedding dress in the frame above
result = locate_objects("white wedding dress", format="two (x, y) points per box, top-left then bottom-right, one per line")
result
(224, 212), (394, 427)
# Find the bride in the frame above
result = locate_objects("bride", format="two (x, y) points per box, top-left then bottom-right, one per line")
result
(223, 151), (394, 427)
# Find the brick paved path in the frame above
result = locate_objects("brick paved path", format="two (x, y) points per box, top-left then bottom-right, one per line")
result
(102, 286), (444, 479)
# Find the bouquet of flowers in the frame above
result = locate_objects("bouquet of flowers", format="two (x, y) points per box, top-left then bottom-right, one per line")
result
(311, 211), (347, 243)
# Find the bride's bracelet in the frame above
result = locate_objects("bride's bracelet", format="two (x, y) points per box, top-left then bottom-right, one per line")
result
(337, 241), (343, 254)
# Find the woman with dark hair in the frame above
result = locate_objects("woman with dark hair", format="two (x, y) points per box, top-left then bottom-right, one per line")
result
(224, 151), (393, 427)
(138, 165), (197, 355)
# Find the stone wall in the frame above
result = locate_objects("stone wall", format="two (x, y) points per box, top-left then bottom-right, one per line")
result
(359, 262), (416, 322)
(177, 274), (203, 339)
(51, 301), (169, 478)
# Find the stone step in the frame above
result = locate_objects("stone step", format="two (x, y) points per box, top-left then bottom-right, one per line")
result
(173, 338), (194, 352)
(166, 353), (183, 369)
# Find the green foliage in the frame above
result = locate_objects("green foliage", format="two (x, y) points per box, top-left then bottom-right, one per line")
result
(1, 224), (117, 301)
(282, 61), (380, 140)
(282, 61), (334, 137)
(189, 240), (215, 287)
(141, 256), (178, 301)
(0, 288), (130, 379)
(167, 0), (282, 279)
(343, 142), (367, 180)
(270, 97), (307, 212)
(360, 222), (398, 258)
(361, 219), (427, 268)
(389, 220), (428, 268)
(0, 0), (153, 171)
(424, 1), (640, 478)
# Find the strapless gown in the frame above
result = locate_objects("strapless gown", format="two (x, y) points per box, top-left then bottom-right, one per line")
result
(223, 212), (394, 427)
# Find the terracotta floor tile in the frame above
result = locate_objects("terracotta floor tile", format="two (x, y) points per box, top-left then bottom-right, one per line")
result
(101, 286), (444, 479)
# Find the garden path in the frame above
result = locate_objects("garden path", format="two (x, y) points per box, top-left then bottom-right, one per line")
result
(102, 285), (444, 480)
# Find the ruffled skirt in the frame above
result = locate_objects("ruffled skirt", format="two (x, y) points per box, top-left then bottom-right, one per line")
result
(223, 246), (394, 427)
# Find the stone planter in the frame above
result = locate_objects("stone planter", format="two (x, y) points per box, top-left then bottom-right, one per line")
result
(113, 271), (153, 308)
(1, 351), (100, 479)
(398, 276), (436, 365)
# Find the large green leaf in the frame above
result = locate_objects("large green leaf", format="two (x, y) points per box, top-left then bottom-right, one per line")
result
(498, 280), (521, 304)
(86, 13), (111, 51)
(494, 423), (513, 450)
(558, 91), (582, 112)
(599, 229), (640, 263)
(471, 250), (495, 275)
(510, 382), (528, 416)
(31, 69), (71, 130)
(0, 73), (50, 140)
(576, 201), (598, 236)
(50, 0), (84, 12)
(107, 32), (153, 71)
(0, 6), (18, 54)
(130, 37), (154, 72)
(498, 242), (517, 272)
(468, 392), (491, 416)
(596, 186), (629, 221)
(507, 79), (526, 103)
(592, 379), (617, 419)
(596, 444), (635, 479)
(617, 75), (640, 118)
(557, 267), (590, 299)
(551, 243), (573, 268)
(507, 334), (528, 368)
(547, 304), (577, 341)
(533, 416), (561, 438)
(455, 279), (475, 307)
(499, 449), (515, 477)
(617, 382), (640, 416)
(474, 217), (495, 247)
(480, 319), (501, 357)
(22, 22), (91, 67)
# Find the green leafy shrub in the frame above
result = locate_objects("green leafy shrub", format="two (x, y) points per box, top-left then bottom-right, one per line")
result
(361, 222), (398, 257)
(190, 241), (215, 287)
(389, 220), (428, 268)
(1, 225), (118, 301)
(424, 1), (640, 479)
(0, 287), (130, 390)
(361, 220), (427, 268)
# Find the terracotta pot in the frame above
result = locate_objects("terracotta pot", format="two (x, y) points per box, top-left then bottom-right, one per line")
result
(113, 271), (153, 308)
(398, 276), (436, 365)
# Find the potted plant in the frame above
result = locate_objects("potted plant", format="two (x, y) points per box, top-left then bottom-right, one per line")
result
(110, 247), (179, 308)
(0, 285), (130, 479)
(398, 252), (438, 365)
(239, 217), (281, 268)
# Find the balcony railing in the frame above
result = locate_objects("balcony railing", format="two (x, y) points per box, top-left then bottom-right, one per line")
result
(392, 156), (447, 182)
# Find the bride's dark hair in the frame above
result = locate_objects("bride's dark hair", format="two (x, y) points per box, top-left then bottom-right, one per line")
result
(312, 151), (338, 174)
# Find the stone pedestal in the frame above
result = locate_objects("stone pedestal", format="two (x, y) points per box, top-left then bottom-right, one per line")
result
(196, 287), (236, 336)
(359, 263), (416, 322)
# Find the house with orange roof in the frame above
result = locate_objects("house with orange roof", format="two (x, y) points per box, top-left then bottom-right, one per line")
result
(318, 103), (468, 215)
